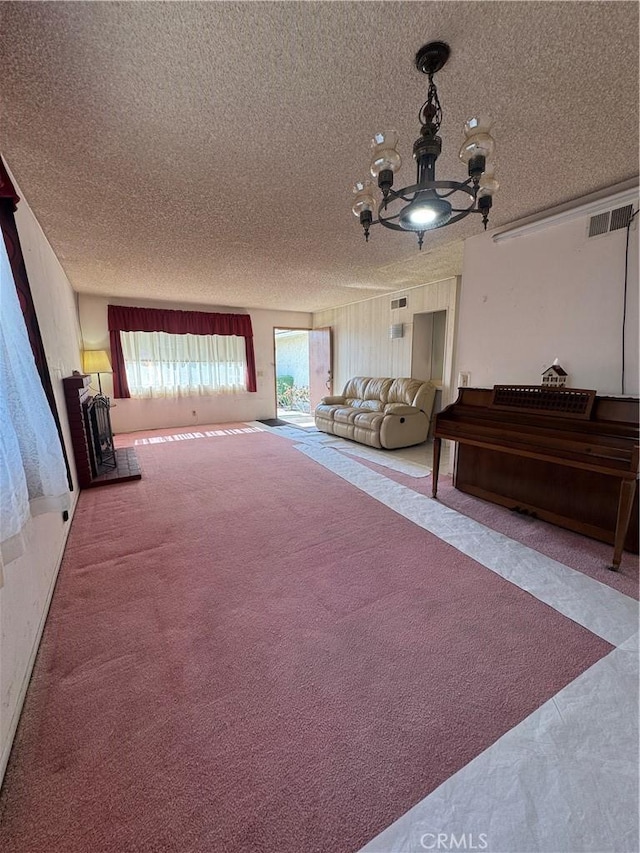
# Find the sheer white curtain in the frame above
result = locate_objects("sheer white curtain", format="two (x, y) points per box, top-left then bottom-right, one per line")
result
(120, 330), (248, 398)
(0, 236), (70, 581)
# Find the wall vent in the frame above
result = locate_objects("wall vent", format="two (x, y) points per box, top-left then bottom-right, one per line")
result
(391, 297), (407, 310)
(389, 323), (404, 339)
(588, 204), (634, 238)
(588, 212), (610, 237)
(610, 204), (634, 232)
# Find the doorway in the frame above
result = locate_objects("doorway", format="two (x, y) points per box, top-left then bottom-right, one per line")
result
(273, 328), (332, 427)
(411, 311), (446, 382)
(411, 310), (447, 428)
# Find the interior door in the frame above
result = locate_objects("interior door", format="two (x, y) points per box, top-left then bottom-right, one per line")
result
(309, 327), (332, 411)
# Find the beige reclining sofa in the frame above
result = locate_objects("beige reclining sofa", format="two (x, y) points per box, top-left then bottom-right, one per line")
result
(315, 376), (437, 449)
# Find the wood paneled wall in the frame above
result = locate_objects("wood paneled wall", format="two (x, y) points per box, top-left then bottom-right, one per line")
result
(313, 277), (460, 405)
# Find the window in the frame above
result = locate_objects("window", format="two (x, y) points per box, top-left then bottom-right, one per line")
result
(120, 330), (248, 398)
(107, 305), (257, 398)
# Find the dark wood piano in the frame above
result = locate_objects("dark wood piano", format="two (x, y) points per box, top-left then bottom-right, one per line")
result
(432, 385), (639, 570)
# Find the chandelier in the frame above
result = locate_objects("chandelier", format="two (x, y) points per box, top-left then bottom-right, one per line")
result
(351, 41), (498, 249)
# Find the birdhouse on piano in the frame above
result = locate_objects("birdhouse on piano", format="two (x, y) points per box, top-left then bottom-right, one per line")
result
(542, 358), (568, 387)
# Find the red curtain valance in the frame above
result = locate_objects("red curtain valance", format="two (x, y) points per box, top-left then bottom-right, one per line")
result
(107, 304), (257, 397)
(107, 304), (254, 338)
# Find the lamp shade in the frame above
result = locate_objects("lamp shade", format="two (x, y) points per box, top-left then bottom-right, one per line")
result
(351, 180), (378, 218)
(370, 131), (402, 178)
(83, 350), (112, 374)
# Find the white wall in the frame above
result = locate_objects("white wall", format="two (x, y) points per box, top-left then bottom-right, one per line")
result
(455, 205), (639, 395)
(78, 294), (312, 432)
(1, 174), (82, 781)
(313, 277), (460, 406)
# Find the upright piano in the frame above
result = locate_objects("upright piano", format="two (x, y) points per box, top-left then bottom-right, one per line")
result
(432, 385), (639, 569)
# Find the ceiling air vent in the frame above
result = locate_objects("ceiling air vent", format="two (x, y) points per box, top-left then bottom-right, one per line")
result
(391, 297), (407, 309)
(588, 204), (634, 238)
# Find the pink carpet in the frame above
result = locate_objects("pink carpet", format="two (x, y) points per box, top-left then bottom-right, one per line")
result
(1, 427), (612, 853)
(349, 455), (639, 600)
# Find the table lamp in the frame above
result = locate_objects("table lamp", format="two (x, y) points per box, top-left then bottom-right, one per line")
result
(82, 349), (112, 396)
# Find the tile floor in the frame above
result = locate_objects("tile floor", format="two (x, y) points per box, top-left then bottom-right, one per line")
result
(276, 407), (316, 428)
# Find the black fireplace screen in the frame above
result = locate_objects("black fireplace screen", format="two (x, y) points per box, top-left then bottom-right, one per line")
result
(85, 395), (116, 475)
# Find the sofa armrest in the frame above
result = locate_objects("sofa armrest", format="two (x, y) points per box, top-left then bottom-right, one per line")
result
(319, 395), (346, 405)
(413, 381), (437, 418)
(384, 403), (420, 416)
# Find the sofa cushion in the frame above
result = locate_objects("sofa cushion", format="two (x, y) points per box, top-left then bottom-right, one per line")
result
(333, 407), (360, 424)
(342, 377), (370, 401)
(348, 399), (385, 412)
(315, 403), (341, 420)
(363, 377), (393, 402)
(343, 377), (392, 409)
(352, 410), (385, 429)
(388, 377), (428, 407)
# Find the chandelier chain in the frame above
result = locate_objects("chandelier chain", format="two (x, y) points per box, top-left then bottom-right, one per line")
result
(419, 76), (442, 132)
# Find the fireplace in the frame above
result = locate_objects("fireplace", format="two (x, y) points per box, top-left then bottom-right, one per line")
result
(63, 373), (141, 488)
(86, 394), (116, 475)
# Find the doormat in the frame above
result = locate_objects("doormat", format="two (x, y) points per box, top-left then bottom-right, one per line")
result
(257, 418), (290, 427)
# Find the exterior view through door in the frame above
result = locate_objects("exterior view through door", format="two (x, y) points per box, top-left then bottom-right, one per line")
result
(273, 328), (332, 427)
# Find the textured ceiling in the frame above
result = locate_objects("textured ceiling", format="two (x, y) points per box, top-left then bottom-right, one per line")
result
(0, 1), (638, 313)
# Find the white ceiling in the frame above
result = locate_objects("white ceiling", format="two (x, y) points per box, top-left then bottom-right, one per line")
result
(1, 1), (638, 313)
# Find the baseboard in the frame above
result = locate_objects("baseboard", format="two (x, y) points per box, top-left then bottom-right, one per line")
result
(0, 493), (79, 786)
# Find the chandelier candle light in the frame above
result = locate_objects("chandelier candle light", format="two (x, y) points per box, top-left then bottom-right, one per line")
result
(352, 42), (499, 249)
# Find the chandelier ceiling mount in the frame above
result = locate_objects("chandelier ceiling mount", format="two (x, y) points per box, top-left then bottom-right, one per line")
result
(414, 40), (450, 76)
(352, 41), (498, 250)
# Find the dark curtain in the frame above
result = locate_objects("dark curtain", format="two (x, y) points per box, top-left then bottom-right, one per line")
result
(0, 159), (73, 491)
(107, 304), (258, 398)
